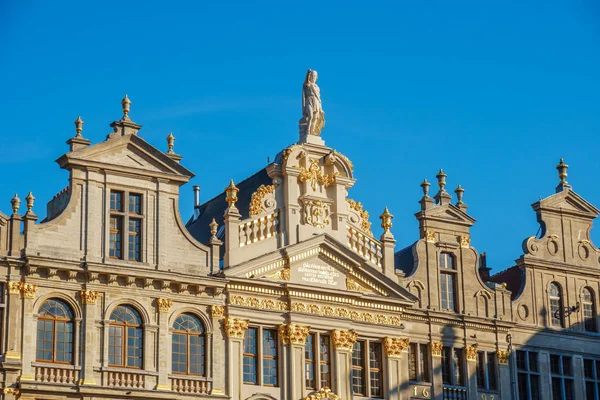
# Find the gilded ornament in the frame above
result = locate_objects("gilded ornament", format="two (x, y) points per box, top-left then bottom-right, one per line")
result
(302, 387), (341, 400)
(322, 306), (335, 316)
(431, 341), (443, 357)
(224, 318), (249, 339)
(298, 159), (338, 190)
(279, 267), (291, 281)
(21, 283), (37, 299)
(278, 324), (311, 345)
(497, 349), (510, 365)
(304, 199), (331, 228)
(211, 305), (225, 318)
(80, 290), (99, 305)
(156, 298), (172, 312)
(333, 150), (354, 170)
(465, 345), (478, 361)
(346, 277), (370, 292)
(460, 236), (471, 248)
(346, 199), (372, 234)
(249, 185), (275, 216)
(380, 207), (393, 234)
(224, 180), (239, 208)
(3, 388), (19, 395)
(425, 230), (436, 243)
(229, 295), (289, 311)
(7, 281), (21, 295)
(332, 329), (358, 351)
(383, 337), (410, 358)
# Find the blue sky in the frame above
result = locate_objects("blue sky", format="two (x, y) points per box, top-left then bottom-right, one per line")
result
(1, 1), (599, 273)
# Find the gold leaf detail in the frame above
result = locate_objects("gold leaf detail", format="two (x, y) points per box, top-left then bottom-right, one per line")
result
(249, 185), (275, 216)
(346, 199), (372, 234)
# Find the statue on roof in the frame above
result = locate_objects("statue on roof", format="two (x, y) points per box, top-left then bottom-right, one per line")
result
(300, 69), (326, 136)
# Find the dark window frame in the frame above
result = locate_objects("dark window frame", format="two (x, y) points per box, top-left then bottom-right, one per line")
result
(108, 304), (143, 369)
(36, 298), (74, 364)
(171, 313), (206, 376)
(109, 189), (144, 262)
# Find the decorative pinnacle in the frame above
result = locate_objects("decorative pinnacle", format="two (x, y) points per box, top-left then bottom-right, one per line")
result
(436, 169), (447, 191)
(121, 95), (131, 117)
(380, 207), (394, 234)
(420, 179), (431, 198)
(556, 158), (571, 192)
(74, 116), (84, 137)
(10, 194), (20, 214)
(455, 185), (465, 204)
(209, 218), (218, 237)
(166, 132), (175, 154)
(25, 192), (35, 212)
(224, 179), (239, 208)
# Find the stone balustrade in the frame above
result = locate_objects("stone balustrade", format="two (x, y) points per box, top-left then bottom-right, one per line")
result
(170, 375), (211, 394)
(34, 364), (79, 385)
(104, 370), (146, 389)
(347, 226), (382, 267)
(239, 211), (279, 247)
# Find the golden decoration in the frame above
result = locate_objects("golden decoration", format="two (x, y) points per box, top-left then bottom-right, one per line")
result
(80, 290), (99, 305)
(3, 388), (19, 395)
(497, 349), (510, 365)
(224, 318), (249, 339)
(289, 301), (402, 326)
(224, 180), (239, 208)
(346, 199), (372, 234)
(7, 281), (21, 295)
(156, 298), (173, 312)
(298, 159), (338, 190)
(304, 199), (331, 228)
(380, 207), (393, 234)
(346, 277), (371, 292)
(211, 305), (225, 318)
(465, 345), (478, 361)
(425, 230), (436, 243)
(431, 341), (443, 357)
(460, 236), (471, 248)
(302, 387), (341, 400)
(249, 184), (275, 216)
(21, 283), (37, 299)
(281, 144), (302, 166)
(383, 337), (410, 358)
(278, 324), (311, 345)
(228, 295), (289, 311)
(332, 330), (358, 351)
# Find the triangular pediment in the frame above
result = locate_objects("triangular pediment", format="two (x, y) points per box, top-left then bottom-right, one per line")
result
(224, 234), (417, 304)
(422, 203), (476, 226)
(536, 189), (599, 216)
(57, 134), (193, 179)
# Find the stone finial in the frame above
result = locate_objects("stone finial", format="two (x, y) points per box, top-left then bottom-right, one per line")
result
(166, 132), (175, 154)
(25, 192), (35, 213)
(74, 116), (84, 137)
(121, 94), (131, 118)
(225, 180), (239, 209)
(434, 169), (452, 205)
(380, 207), (393, 234)
(556, 158), (571, 192)
(209, 218), (218, 237)
(10, 194), (20, 214)
(420, 179), (431, 198)
(436, 169), (447, 191)
(454, 185), (467, 210)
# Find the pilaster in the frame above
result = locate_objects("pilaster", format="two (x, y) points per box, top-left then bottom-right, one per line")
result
(430, 341), (443, 399)
(223, 208), (241, 268)
(497, 349), (512, 400)
(210, 306), (226, 395)
(3, 282), (23, 372)
(332, 329), (358, 399)
(20, 283), (38, 382)
(383, 337), (409, 400)
(279, 324), (310, 400)
(465, 345), (478, 400)
(8, 214), (22, 257)
(225, 318), (248, 400)
(155, 298), (172, 390)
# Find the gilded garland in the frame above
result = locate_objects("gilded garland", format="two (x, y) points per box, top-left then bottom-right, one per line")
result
(249, 185), (275, 216)
(299, 159), (338, 191)
(346, 199), (372, 234)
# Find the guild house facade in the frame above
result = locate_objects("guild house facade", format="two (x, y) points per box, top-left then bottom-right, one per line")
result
(0, 70), (599, 400)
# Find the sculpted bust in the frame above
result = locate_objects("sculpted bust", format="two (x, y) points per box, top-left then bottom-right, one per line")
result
(301, 69), (326, 136)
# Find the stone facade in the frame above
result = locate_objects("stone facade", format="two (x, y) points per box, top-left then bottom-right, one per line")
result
(0, 82), (599, 400)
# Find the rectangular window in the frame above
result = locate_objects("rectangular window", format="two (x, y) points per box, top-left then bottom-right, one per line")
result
(305, 334), (316, 389)
(440, 272), (457, 311)
(476, 352), (486, 388)
(319, 335), (331, 389)
(109, 216), (123, 259)
(476, 351), (498, 391)
(550, 354), (574, 400)
(128, 219), (141, 261)
(584, 359), (600, 400)
(453, 348), (464, 386)
(487, 352), (498, 390)
(129, 194), (142, 214)
(263, 329), (278, 386)
(517, 350), (540, 400)
(441, 347), (452, 384)
(110, 191), (123, 211)
(441, 346), (465, 387)
(352, 341), (366, 396)
(409, 343), (431, 383)
(243, 328), (258, 384)
(369, 342), (383, 398)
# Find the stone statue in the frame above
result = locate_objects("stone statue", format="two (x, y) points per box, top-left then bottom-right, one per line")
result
(300, 69), (325, 136)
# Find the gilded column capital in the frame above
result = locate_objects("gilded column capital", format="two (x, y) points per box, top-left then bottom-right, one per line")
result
(7, 281), (21, 295)
(431, 341), (443, 357)
(332, 329), (358, 352)
(278, 324), (311, 345)
(465, 345), (478, 361)
(497, 349), (510, 366)
(224, 318), (249, 339)
(459, 235), (471, 248)
(302, 387), (341, 400)
(425, 230), (436, 243)
(80, 290), (99, 305)
(211, 305), (225, 318)
(156, 298), (173, 313)
(21, 283), (37, 299)
(383, 337), (410, 358)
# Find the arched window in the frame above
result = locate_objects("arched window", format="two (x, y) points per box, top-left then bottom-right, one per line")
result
(36, 298), (74, 363)
(109, 305), (143, 368)
(172, 313), (206, 375)
(582, 287), (596, 332)
(440, 252), (457, 312)
(549, 283), (564, 327)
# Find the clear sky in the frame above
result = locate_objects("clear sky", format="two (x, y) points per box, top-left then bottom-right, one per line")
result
(1, 1), (599, 273)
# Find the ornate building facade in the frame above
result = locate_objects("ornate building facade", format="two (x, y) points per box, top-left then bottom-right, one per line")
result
(0, 73), (599, 400)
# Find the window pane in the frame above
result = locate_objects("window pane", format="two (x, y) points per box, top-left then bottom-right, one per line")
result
(243, 328), (258, 384)
(369, 342), (383, 397)
(319, 335), (331, 389)
(352, 342), (365, 395)
(110, 191), (122, 211)
(128, 218), (141, 261)
(408, 343), (417, 381)
(487, 352), (498, 390)
(109, 216), (123, 259)
(476, 352), (486, 388)
(453, 348), (464, 386)
(420, 344), (431, 383)
(263, 330), (278, 386)
(441, 347), (451, 384)
(129, 194), (142, 214)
